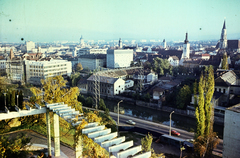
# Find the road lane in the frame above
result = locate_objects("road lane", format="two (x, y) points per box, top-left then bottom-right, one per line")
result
(83, 106), (222, 156)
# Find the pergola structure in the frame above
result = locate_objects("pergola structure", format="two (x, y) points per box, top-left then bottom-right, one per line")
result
(0, 103), (151, 158)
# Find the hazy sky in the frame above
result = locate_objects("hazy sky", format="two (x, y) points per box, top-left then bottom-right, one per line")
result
(1, 0), (240, 43)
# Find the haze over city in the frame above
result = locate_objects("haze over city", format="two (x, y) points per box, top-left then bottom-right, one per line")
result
(1, 0), (240, 42)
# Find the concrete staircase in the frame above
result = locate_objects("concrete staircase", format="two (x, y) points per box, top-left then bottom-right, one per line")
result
(46, 102), (151, 158)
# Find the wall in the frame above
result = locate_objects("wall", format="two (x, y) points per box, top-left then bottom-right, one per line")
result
(223, 108), (240, 158)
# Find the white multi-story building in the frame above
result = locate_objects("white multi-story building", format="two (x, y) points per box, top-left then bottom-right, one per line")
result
(25, 59), (72, 85)
(107, 49), (133, 69)
(78, 48), (107, 56)
(21, 41), (35, 52)
(78, 54), (106, 70)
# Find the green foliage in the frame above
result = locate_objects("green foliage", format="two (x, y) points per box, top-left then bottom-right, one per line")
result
(99, 99), (106, 110)
(204, 66), (215, 136)
(85, 97), (93, 107)
(144, 93), (151, 102)
(221, 53), (229, 70)
(0, 133), (31, 158)
(176, 85), (191, 109)
(151, 57), (172, 76)
(197, 73), (205, 137)
(70, 72), (81, 86)
(141, 133), (153, 152)
(194, 66), (217, 157)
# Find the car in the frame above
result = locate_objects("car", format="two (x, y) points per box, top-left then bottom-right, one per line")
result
(171, 130), (180, 136)
(126, 120), (136, 125)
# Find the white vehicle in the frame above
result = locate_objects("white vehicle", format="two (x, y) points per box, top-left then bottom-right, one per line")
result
(126, 120), (136, 125)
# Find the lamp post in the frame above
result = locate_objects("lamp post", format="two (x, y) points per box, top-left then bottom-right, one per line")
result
(16, 95), (19, 106)
(117, 100), (123, 136)
(4, 93), (6, 106)
(169, 111), (174, 136)
(117, 100), (123, 125)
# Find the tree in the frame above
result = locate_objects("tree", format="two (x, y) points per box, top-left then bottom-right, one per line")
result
(99, 99), (106, 110)
(0, 133), (31, 158)
(221, 53), (228, 70)
(76, 63), (83, 72)
(176, 85), (191, 109)
(30, 75), (82, 112)
(151, 57), (172, 76)
(141, 133), (153, 152)
(86, 97), (93, 107)
(141, 133), (165, 158)
(194, 66), (219, 157)
(70, 72), (81, 86)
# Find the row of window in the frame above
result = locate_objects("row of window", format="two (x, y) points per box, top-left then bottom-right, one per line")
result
(29, 64), (67, 68)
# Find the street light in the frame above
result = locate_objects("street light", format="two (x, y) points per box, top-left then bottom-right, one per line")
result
(16, 95), (19, 106)
(169, 111), (174, 136)
(4, 93), (6, 106)
(117, 100), (123, 136)
(117, 100), (123, 125)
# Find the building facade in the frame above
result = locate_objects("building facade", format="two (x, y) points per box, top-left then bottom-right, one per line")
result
(78, 48), (107, 56)
(223, 104), (240, 158)
(78, 54), (106, 70)
(87, 75), (125, 96)
(25, 59), (72, 85)
(107, 49), (133, 69)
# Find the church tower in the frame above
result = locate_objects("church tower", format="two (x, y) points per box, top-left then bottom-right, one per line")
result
(163, 39), (166, 49)
(119, 38), (123, 49)
(80, 35), (85, 47)
(219, 20), (227, 49)
(182, 33), (190, 59)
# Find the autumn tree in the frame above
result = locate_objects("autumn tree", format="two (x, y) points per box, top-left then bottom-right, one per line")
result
(30, 75), (82, 112)
(221, 52), (229, 70)
(141, 133), (153, 152)
(0, 133), (31, 158)
(194, 66), (219, 157)
(141, 133), (165, 158)
(75, 111), (108, 158)
(76, 63), (83, 72)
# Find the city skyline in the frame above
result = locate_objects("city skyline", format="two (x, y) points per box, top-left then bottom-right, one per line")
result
(1, 0), (240, 43)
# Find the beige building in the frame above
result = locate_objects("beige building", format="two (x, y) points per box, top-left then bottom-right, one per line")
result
(223, 104), (240, 158)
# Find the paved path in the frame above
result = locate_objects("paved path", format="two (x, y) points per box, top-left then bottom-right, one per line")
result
(2, 129), (75, 158)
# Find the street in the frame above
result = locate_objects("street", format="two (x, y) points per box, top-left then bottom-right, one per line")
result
(83, 106), (223, 156)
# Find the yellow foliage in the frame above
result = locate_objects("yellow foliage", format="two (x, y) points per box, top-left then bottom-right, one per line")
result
(85, 111), (102, 123)
(30, 75), (82, 112)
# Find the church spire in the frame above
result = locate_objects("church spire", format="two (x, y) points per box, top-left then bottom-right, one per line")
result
(219, 19), (227, 49)
(184, 32), (189, 44)
(223, 20), (226, 29)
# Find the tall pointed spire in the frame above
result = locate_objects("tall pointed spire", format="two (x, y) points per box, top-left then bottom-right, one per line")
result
(223, 20), (226, 29)
(184, 32), (189, 44)
(219, 19), (227, 49)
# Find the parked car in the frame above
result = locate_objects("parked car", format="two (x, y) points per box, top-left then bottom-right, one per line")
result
(126, 120), (136, 125)
(171, 130), (180, 136)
